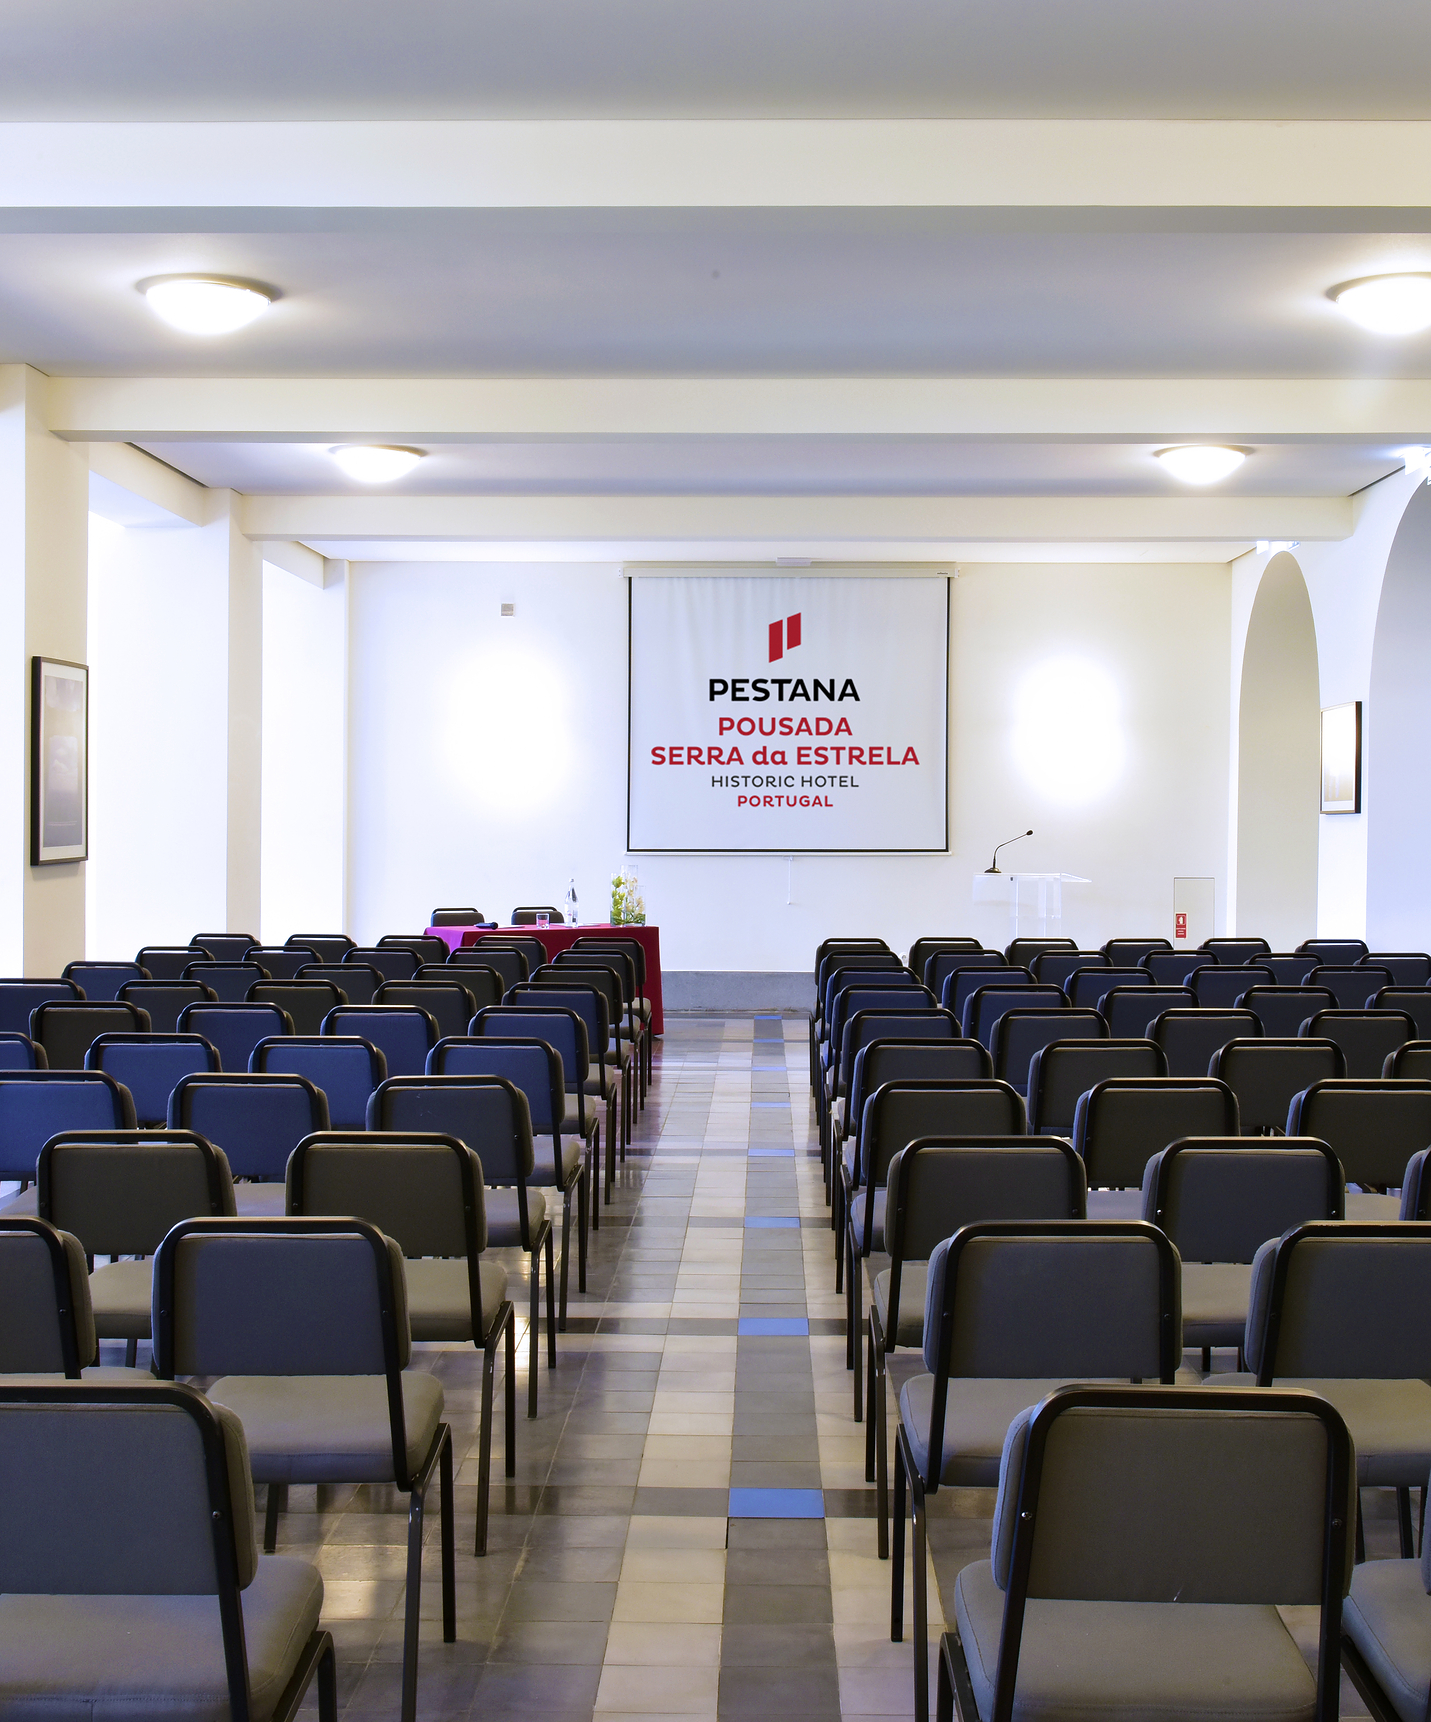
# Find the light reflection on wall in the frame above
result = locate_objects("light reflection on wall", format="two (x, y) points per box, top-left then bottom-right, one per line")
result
(1010, 656), (1126, 804)
(448, 643), (575, 816)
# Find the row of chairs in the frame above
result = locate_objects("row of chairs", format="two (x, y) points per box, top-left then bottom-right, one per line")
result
(906, 930), (1419, 979)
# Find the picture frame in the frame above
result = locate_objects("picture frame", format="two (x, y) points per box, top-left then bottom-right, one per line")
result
(1320, 700), (1361, 815)
(30, 656), (88, 864)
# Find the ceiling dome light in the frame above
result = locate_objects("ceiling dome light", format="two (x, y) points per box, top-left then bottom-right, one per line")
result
(140, 276), (273, 335)
(329, 445), (426, 484)
(1330, 274), (1431, 335)
(1155, 446), (1247, 485)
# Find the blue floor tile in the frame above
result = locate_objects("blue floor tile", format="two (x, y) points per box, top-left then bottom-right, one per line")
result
(747, 1147), (795, 1157)
(737, 1317), (810, 1336)
(728, 1487), (826, 1519)
(743, 1216), (801, 1228)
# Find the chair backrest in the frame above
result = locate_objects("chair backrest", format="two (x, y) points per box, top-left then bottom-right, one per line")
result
(251, 1034), (387, 1130)
(450, 947), (527, 988)
(1140, 950), (1200, 985)
(1208, 1038), (1345, 1134)
(1201, 936), (1271, 963)
(299, 961), (380, 1005)
(478, 934), (548, 968)
(963, 984), (1065, 1049)
(1072, 1077), (1240, 1188)
(1068, 966), (1147, 1009)
(368, 1072), (540, 1190)
(1030, 950), (1107, 989)
(345, 946), (420, 982)
(830, 983), (931, 1054)
(377, 934), (450, 965)
(1303, 1008), (1416, 1079)
(908, 938), (983, 985)
(470, 1007), (590, 1115)
(505, 987), (609, 1077)
(177, 1003), (293, 1073)
(819, 952), (906, 1004)
(1373, 987), (1431, 1040)
(530, 966), (625, 1029)
(823, 964), (917, 1029)
(29, 1001), (151, 1070)
(839, 1009), (963, 1099)
(1141, 1137), (1344, 1263)
(555, 948), (637, 1010)
(39, 1129), (236, 1257)
(1237, 985), (1337, 1038)
(885, 1139), (1087, 1267)
(1263, 953), (1323, 986)
(1027, 1040), (1167, 1134)
(244, 947), (317, 980)
(815, 936), (892, 973)
(1246, 1221), (1431, 1380)
(856, 1079), (1027, 1190)
(547, 954), (629, 1007)
(575, 935), (648, 990)
(1286, 1079), (1431, 1187)
(288, 1131), (485, 1261)
(1005, 938), (1075, 966)
(0, 1071), (137, 1181)
(0, 978), (84, 1035)
(512, 906), (564, 924)
(86, 1033), (221, 1126)
(1298, 938), (1370, 963)
(1149, 1007), (1261, 1078)
(1365, 952), (1431, 986)
(136, 947), (210, 981)
(119, 980), (217, 1033)
(0, 1031), (45, 1071)
(183, 961), (269, 1002)
(1310, 964), (1394, 1009)
(1386, 1040), (1431, 1082)
(192, 934), (258, 964)
(1101, 985), (1193, 1038)
(430, 907), (483, 926)
(323, 1004), (439, 1078)
(1102, 938), (1171, 964)
(942, 965), (1031, 1019)
(924, 949), (1006, 999)
(846, 1034), (990, 1133)
(168, 1074), (330, 1181)
(0, 1217), (94, 1374)
(286, 934), (354, 963)
(373, 980), (483, 1037)
(62, 961), (147, 1001)
(248, 980), (347, 1036)
(1189, 964), (1274, 1008)
(992, 1010), (1106, 1096)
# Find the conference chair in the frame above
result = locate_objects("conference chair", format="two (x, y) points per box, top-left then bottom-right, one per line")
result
(1100, 983), (1193, 1036)
(61, 959), (146, 1000)
(39, 1129), (236, 1364)
(963, 983), (1065, 1049)
(323, 1003), (439, 1078)
(449, 946), (528, 990)
(154, 1217), (452, 1722)
(528, 966), (636, 1135)
(479, 934), (548, 970)
(1236, 984), (1337, 1037)
(1149, 1006), (1260, 1078)
(549, 952), (645, 1103)
(1025, 1039), (1166, 1135)
(1299, 937), (1371, 963)
(825, 1005), (956, 1162)
(505, 983), (625, 1167)
(909, 938), (983, 985)
(376, 977), (488, 1035)
(0, 1214), (105, 1376)
(823, 982), (932, 1134)
(136, 945), (211, 980)
(119, 978), (216, 1032)
(1387, 1041), (1431, 1083)
(1263, 952), (1324, 985)
(168, 1073), (330, 1207)
(816, 936), (893, 972)
(86, 1032), (220, 1126)
(345, 945), (420, 983)
(184, 960), (271, 1002)
(865, 1138), (1086, 1557)
(1102, 937), (1171, 963)
(1072, 1075), (1240, 1190)
(285, 933), (355, 963)
(1363, 951), (1431, 986)
(248, 979), (347, 1036)
(0, 1381), (336, 1722)
(192, 933), (259, 962)
(251, 1034), (386, 1130)
(1286, 1079), (1431, 1207)
(28, 1000), (150, 1069)
(891, 1221), (1183, 1717)
(817, 961), (917, 1078)
(1373, 985), (1431, 1039)
(939, 1385), (1352, 1722)
(1342, 1491), (1431, 1722)
(287, 1130), (516, 1553)
(923, 950), (1005, 1004)
(1208, 1037), (1345, 1134)
(377, 933), (450, 965)
(430, 906), (484, 925)
(0, 978), (83, 1035)
(245, 945), (318, 980)
(1189, 963), (1275, 1008)
(990, 1009), (1104, 1098)
(1005, 938), (1074, 967)
(178, 1001), (294, 1073)
(1303, 1007), (1416, 1078)
(838, 1033), (989, 1156)
(299, 960), (382, 1005)
(0, 1032), (44, 1070)
(512, 905), (564, 924)
(1312, 964), (1395, 1009)
(1201, 935), (1272, 963)
(1141, 949), (1201, 984)
(368, 1069), (558, 1407)
(1066, 964), (1147, 1009)
(1141, 1135), (1343, 1365)
(1027, 950), (1104, 990)
(0, 1070), (136, 1186)
(573, 937), (655, 1081)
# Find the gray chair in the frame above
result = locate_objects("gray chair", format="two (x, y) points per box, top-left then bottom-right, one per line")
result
(154, 1216), (454, 1722)
(1140, 1135), (1343, 1363)
(346, 946), (422, 982)
(1149, 1006), (1260, 1078)
(940, 1385), (1352, 1722)
(1072, 1076), (1239, 1190)
(449, 947), (526, 990)
(866, 1139), (1086, 1558)
(512, 906), (564, 925)
(1237, 984), (1337, 1038)
(1025, 1039), (1165, 1136)
(1364, 952), (1431, 987)
(1304, 1007), (1416, 1078)
(0, 1215), (96, 1376)
(837, 1029), (987, 1153)
(248, 980), (347, 1036)
(1373, 987), (1431, 1040)
(1286, 1079), (1431, 1207)
(1100, 984), (1193, 1037)
(286, 934), (355, 964)
(29, 1000), (151, 1069)
(185, 961), (271, 1002)
(1264, 953), (1323, 986)
(1387, 1040), (1431, 1081)
(1342, 1481), (1431, 1722)
(0, 1380), (335, 1722)
(247, 947), (318, 980)
(120, 978), (217, 1033)
(1209, 1036), (1345, 1134)
(990, 1009), (1104, 1099)
(287, 1130), (516, 1554)
(430, 907), (483, 926)
(298, 961), (382, 1005)
(376, 977), (488, 1036)
(891, 1220), (1183, 1718)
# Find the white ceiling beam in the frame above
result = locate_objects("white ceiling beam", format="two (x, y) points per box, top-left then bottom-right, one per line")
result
(6, 119), (1431, 210)
(84, 440), (207, 524)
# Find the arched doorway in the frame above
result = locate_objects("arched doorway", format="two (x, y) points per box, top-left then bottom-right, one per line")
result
(1367, 483), (1431, 947)
(1236, 553), (1320, 947)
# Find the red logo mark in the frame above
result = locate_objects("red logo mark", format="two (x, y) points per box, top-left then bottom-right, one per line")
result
(769, 612), (802, 662)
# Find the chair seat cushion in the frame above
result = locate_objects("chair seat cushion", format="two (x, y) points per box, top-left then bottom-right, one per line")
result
(485, 1187), (548, 1247)
(208, 1371), (445, 1484)
(952, 1558), (1316, 1722)
(404, 1256), (510, 1342)
(1343, 1557), (1431, 1722)
(1202, 1377), (1431, 1487)
(529, 1136), (584, 1187)
(850, 1187), (886, 1254)
(0, 1554), (323, 1722)
(1180, 1261), (1253, 1348)
(233, 1183), (287, 1217)
(582, 1065), (618, 1100)
(89, 1259), (155, 1340)
(873, 1262), (927, 1349)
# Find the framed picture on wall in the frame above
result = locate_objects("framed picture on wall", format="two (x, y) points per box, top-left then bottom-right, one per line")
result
(30, 656), (88, 864)
(1320, 700), (1361, 815)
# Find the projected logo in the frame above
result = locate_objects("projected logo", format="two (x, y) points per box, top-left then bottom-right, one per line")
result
(768, 612), (802, 662)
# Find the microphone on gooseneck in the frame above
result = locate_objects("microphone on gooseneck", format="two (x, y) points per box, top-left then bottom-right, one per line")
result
(984, 829), (1033, 874)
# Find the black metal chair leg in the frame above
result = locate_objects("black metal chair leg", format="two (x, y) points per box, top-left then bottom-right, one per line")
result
(505, 1309), (518, 1475)
(317, 1634), (338, 1722)
(439, 1429), (455, 1642)
(1398, 1486), (1415, 1558)
(476, 1342), (496, 1556)
(545, 1228), (557, 1367)
(876, 1374), (890, 1560)
(865, 1321), (878, 1479)
(401, 1484), (425, 1722)
(263, 1483), (286, 1553)
(578, 1167), (590, 1291)
(527, 1246), (540, 1419)
(125, 1337), (138, 1368)
(913, 1478), (929, 1722)
(891, 1435), (907, 1642)
(558, 1187), (572, 1333)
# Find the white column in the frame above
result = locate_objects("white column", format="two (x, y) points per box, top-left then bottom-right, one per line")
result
(0, 365), (89, 975)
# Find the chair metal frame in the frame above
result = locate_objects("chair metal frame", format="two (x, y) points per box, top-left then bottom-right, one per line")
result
(0, 1214), (89, 1375)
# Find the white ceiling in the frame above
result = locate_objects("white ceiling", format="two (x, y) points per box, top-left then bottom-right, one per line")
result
(5, 0), (1431, 120)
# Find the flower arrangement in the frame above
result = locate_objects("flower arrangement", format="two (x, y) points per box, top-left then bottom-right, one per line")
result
(610, 867), (647, 925)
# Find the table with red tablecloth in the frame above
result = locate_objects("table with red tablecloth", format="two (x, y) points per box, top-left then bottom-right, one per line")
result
(425, 922), (664, 1034)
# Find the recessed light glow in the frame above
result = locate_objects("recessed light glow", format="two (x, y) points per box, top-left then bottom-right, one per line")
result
(1155, 446), (1247, 485)
(329, 446), (426, 483)
(141, 276), (273, 335)
(1331, 274), (1431, 335)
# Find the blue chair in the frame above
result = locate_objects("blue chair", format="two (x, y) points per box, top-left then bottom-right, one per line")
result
(828, 1009), (963, 1162)
(1067, 966), (1147, 1010)
(1201, 937), (1272, 964)
(963, 984), (1065, 1050)
(345, 946), (419, 983)
(28, 1002), (151, 1071)
(506, 982), (624, 1162)
(375, 979), (488, 1038)
(86, 1033), (220, 1126)
(246, 946), (317, 980)
(323, 1004), (437, 1077)
(1100, 985), (1193, 1038)
(1310, 964), (1394, 1009)
(1189, 964), (1275, 1008)
(1102, 938), (1170, 964)
(1238, 985), (1337, 1038)
(182, 961), (269, 1002)
(1298, 938), (1370, 964)
(168, 1074), (329, 1203)
(252, 1035), (386, 1130)
(0, 979), (83, 1036)
(1372, 986), (1431, 1040)
(299, 962), (381, 1005)
(1141, 951), (1201, 986)
(941, 967), (1030, 1019)
(1030, 950), (1107, 990)
(991, 1008), (1105, 1096)
(0, 1033), (45, 1071)
(286, 934), (354, 963)
(1364, 952), (1431, 987)
(1263, 953), (1323, 986)
(135, 946), (210, 980)
(118, 979), (216, 1033)
(377, 935), (450, 966)
(0, 1070), (136, 1183)
(448, 948), (526, 989)
(248, 980), (346, 1036)
(177, 1002), (292, 1073)
(190, 934), (258, 963)
(62, 961), (147, 1001)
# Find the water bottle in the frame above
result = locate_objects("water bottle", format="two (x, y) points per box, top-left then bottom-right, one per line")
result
(566, 877), (578, 926)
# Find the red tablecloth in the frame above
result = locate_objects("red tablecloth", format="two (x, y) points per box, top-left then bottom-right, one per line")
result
(426, 922), (664, 1034)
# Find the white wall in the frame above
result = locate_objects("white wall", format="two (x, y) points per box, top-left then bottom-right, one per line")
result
(346, 558), (1231, 968)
